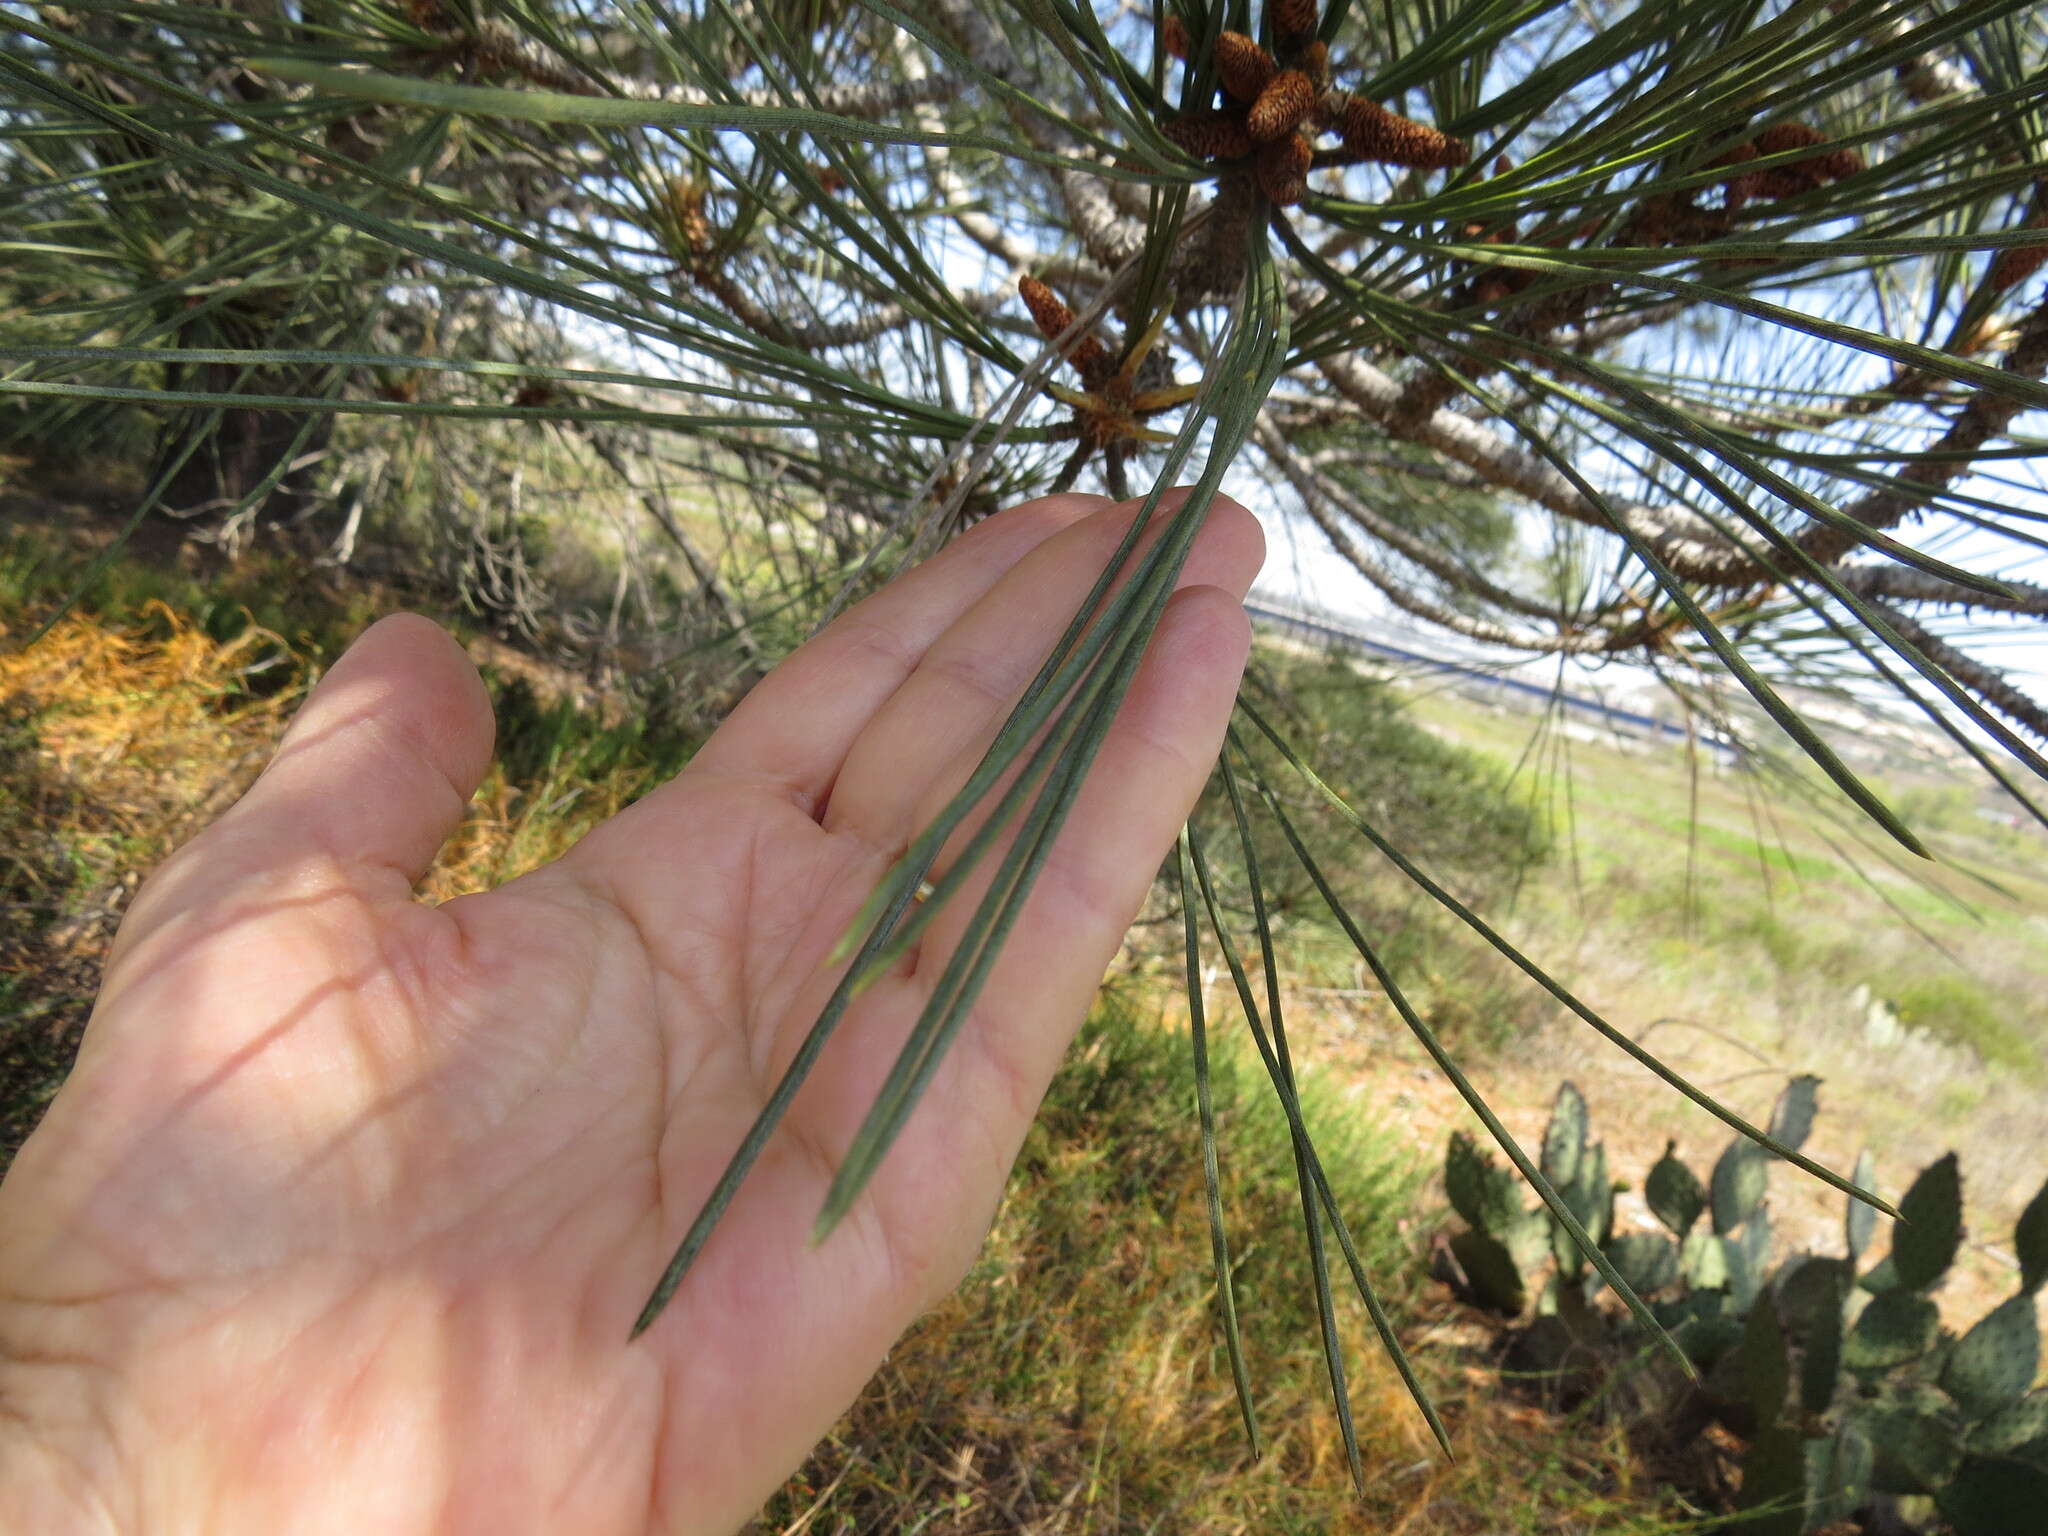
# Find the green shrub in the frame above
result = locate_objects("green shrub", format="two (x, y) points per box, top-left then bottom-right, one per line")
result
(1888, 976), (2038, 1078)
(1189, 648), (1550, 1039)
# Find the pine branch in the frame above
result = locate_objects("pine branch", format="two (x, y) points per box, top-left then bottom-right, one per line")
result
(1877, 602), (2048, 742)
(1312, 349), (1754, 575)
(1833, 0), (1977, 108)
(1834, 563), (2048, 617)
(894, 22), (1111, 288)
(1780, 299), (2048, 572)
(1053, 164), (1151, 268)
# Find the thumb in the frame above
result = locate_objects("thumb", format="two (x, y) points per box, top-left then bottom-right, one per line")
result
(122, 614), (495, 939)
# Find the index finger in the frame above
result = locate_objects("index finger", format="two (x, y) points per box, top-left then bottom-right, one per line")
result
(684, 494), (1109, 813)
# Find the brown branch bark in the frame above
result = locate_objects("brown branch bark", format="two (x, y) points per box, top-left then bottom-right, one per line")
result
(1833, 563), (2048, 617)
(1312, 291), (2048, 597)
(898, 14), (1111, 289)
(1312, 349), (1755, 574)
(1876, 603), (2048, 742)
(1832, 2), (1977, 108)
(1053, 165), (1150, 269)
(1775, 300), (2048, 572)
(922, 0), (1150, 275)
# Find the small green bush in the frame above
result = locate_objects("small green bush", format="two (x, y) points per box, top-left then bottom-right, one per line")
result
(1190, 649), (1550, 1040)
(1888, 976), (2038, 1078)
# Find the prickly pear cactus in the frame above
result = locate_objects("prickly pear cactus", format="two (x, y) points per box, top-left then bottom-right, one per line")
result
(1434, 1075), (2048, 1534)
(1443, 1129), (1548, 1315)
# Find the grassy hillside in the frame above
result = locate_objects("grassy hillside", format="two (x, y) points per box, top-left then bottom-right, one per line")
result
(1382, 679), (2048, 1319)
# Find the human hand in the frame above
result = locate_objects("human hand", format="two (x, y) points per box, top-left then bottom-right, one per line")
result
(0, 490), (1261, 1534)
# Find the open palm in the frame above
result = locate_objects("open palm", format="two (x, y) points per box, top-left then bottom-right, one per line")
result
(0, 491), (1261, 1534)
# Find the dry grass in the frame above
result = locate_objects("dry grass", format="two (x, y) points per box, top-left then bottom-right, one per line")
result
(0, 605), (306, 1155)
(0, 596), (693, 1171)
(747, 995), (1689, 1536)
(0, 603), (299, 847)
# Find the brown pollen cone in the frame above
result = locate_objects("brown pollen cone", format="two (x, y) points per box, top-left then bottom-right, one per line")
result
(1272, 0), (1318, 44)
(1215, 32), (1277, 102)
(1991, 225), (2048, 294)
(1753, 122), (1827, 155)
(1255, 131), (1313, 206)
(1248, 71), (1315, 142)
(1339, 97), (1469, 170)
(1163, 110), (1254, 161)
(1297, 39), (1329, 87)
(1020, 277), (1110, 379)
(668, 178), (713, 257)
(1161, 14), (1189, 59)
(1630, 196), (1674, 248)
(1626, 193), (1728, 248)
(1746, 122), (1859, 199)
(1708, 140), (1758, 209)
(1019, 275), (1074, 339)
(1817, 145), (1865, 182)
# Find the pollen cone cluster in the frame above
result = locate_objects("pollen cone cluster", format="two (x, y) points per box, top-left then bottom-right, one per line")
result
(667, 178), (714, 260)
(1153, 0), (1465, 206)
(1255, 133), (1313, 206)
(1271, 0), (1316, 44)
(1162, 110), (1254, 162)
(1720, 122), (1864, 202)
(1622, 122), (1863, 255)
(1015, 282), (1199, 460)
(1248, 70), (1316, 143)
(1706, 140), (1759, 209)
